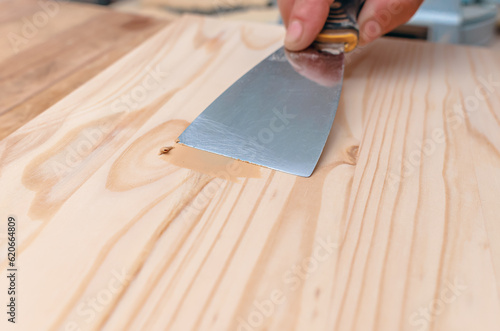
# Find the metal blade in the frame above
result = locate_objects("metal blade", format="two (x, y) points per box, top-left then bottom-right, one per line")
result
(178, 46), (344, 177)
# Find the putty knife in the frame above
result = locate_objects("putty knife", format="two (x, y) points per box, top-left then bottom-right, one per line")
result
(178, 0), (364, 177)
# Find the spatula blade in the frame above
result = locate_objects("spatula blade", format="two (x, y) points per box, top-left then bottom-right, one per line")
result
(178, 46), (344, 177)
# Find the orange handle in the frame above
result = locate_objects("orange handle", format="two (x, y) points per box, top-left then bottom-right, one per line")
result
(314, 0), (365, 53)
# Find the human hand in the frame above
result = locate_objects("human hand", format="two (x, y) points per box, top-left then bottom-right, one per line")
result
(278, 0), (424, 51)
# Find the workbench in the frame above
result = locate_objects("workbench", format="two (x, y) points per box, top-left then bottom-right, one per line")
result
(0, 0), (168, 140)
(1, 1), (500, 331)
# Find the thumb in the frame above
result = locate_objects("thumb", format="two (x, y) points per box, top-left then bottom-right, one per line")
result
(281, 0), (333, 51)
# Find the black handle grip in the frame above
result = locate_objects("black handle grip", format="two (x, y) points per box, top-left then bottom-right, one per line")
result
(314, 0), (365, 52)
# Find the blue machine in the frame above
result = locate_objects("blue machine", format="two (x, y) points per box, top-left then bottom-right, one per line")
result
(403, 0), (498, 45)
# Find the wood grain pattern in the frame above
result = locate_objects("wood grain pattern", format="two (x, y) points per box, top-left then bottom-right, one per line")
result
(0, 0), (168, 140)
(1, 15), (500, 331)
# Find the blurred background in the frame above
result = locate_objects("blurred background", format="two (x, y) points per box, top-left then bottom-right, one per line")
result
(68, 0), (500, 49)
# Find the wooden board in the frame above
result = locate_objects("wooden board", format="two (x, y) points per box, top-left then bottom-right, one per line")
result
(0, 0), (169, 140)
(1, 15), (500, 331)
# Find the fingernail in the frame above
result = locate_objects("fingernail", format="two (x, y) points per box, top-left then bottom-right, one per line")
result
(285, 20), (303, 45)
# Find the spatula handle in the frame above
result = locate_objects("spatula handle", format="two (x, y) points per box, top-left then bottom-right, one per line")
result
(314, 0), (365, 52)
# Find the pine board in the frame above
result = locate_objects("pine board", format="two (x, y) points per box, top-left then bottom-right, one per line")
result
(1, 14), (500, 331)
(0, 0), (168, 140)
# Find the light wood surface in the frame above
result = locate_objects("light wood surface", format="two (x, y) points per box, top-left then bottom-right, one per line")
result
(113, 0), (280, 24)
(0, 0), (169, 140)
(1, 14), (500, 331)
